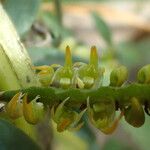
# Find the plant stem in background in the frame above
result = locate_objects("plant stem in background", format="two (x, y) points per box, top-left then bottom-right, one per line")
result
(53, 0), (62, 28)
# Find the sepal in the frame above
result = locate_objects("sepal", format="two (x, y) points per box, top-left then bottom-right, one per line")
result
(51, 97), (86, 132)
(124, 97), (145, 127)
(5, 92), (23, 119)
(110, 66), (128, 87)
(137, 64), (150, 84)
(23, 94), (44, 125)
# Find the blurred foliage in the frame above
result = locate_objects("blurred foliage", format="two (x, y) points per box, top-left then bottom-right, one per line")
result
(92, 12), (113, 47)
(3, 0), (41, 35)
(0, 119), (40, 150)
(102, 138), (133, 150)
(117, 38), (150, 67)
(122, 116), (150, 150)
(28, 47), (83, 66)
(40, 11), (71, 46)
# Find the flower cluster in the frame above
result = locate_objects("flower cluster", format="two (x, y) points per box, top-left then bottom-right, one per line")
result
(4, 46), (150, 134)
(34, 46), (104, 89)
(6, 92), (44, 124)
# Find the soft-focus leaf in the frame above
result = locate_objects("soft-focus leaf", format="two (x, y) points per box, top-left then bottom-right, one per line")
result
(0, 119), (40, 150)
(27, 47), (83, 66)
(116, 43), (140, 68)
(41, 12), (71, 46)
(92, 12), (113, 46)
(102, 138), (132, 150)
(116, 41), (149, 68)
(122, 115), (150, 150)
(52, 122), (88, 150)
(76, 117), (100, 150)
(3, 0), (41, 35)
(28, 47), (66, 65)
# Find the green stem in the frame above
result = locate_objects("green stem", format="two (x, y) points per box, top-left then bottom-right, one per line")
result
(53, 0), (62, 27)
(0, 2), (40, 140)
(1, 83), (150, 106)
(0, 3), (40, 90)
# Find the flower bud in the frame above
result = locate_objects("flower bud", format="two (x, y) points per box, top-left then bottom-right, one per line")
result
(110, 66), (128, 87)
(87, 98), (123, 134)
(51, 98), (86, 132)
(124, 97), (145, 127)
(6, 93), (22, 119)
(38, 69), (54, 87)
(77, 46), (104, 89)
(137, 64), (150, 84)
(51, 46), (74, 89)
(23, 94), (44, 125)
(34, 65), (54, 87)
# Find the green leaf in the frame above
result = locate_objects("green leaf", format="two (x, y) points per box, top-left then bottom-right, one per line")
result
(122, 115), (150, 150)
(28, 47), (66, 66)
(102, 138), (133, 150)
(91, 12), (113, 46)
(41, 12), (71, 46)
(3, 0), (41, 35)
(0, 119), (41, 150)
(27, 47), (83, 66)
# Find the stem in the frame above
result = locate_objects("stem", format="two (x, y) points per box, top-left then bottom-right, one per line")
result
(0, 3), (40, 90)
(0, 2), (40, 140)
(1, 83), (150, 106)
(53, 0), (62, 27)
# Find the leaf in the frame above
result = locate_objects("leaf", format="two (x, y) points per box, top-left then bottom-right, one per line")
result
(91, 12), (113, 46)
(102, 138), (133, 150)
(27, 47), (83, 66)
(116, 42), (141, 68)
(28, 47), (66, 66)
(3, 0), (41, 35)
(76, 117), (100, 150)
(53, 122), (88, 150)
(0, 119), (41, 150)
(41, 12), (71, 46)
(122, 115), (150, 150)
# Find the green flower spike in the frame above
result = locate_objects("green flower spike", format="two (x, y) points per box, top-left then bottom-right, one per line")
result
(51, 46), (74, 88)
(33, 65), (54, 87)
(110, 66), (128, 87)
(87, 97), (123, 134)
(23, 94), (45, 125)
(137, 64), (150, 84)
(77, 46), (104, 89)
(6, 92), (23, 119)
(124, 97), (145, 127)
(51, 97), (86, 132)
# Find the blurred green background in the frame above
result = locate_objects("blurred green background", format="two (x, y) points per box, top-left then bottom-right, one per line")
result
(1, 0), (150, 150)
